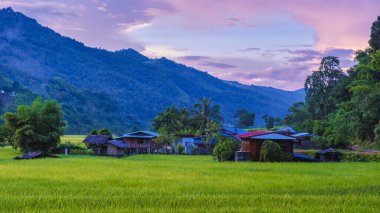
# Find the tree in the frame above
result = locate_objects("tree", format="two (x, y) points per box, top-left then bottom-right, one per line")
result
(99, 128), (112, 135)
(369, 16), (380, 51)
(192, 97), (223, 133)
(234, 109), (255, 128)
(152, 106), (190, 134)
(305, 56), (346, 119)
(88, 129), (99, 135)
(212, 136), (240, 162)
(262, 114), (274, 129)
(2, 98), (65, 153)
(284, 102), (310, 130)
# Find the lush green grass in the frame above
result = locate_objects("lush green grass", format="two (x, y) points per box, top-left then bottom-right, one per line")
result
(0, 147), (379, 212)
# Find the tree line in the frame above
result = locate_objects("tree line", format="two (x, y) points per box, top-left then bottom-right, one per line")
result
(284, 16), (380, 148)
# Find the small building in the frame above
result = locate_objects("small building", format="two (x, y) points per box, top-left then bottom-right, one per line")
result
(237, 131), (295, 161)
(82, 135), (112, 155)
(105, 140), (126, 157)
(176, 134), (196, 155)
(292, 132), (314, 149)
(15, 151), (59, 160)
(315, 148), (343, 162)
(121, 130), (160, 154)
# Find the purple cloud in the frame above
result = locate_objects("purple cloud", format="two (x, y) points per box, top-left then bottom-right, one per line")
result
(241, 47), (261, 51)
(200, 61), (237, 69)
(178, 55), (211, 61)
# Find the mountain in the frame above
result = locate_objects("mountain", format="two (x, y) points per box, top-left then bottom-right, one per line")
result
(0, 8), (304, 133)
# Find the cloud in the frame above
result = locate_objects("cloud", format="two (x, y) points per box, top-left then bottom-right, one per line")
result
(241, 47), (261, 51)
(200, 61), (237, 69)
(178, 55), (211, 61)
(283, 48), (355, 64)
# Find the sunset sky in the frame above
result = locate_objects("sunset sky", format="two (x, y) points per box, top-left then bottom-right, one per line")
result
(1, 0), (379, 90)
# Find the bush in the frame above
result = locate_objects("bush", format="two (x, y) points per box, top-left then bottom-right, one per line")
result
(374, 124), (380, 145)
(343, 152), (380, 162)
(260, 140), (281, 162)
(176, 144), (184, 155)
(212, 137), (240, 162)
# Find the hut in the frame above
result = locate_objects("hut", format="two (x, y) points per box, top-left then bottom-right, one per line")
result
(82, 135), (112, 155)
(105, 140), (126, 157)
(315, 148), (343, 162)
(237, 131), (295, 161)
(15, 151), (59, 160)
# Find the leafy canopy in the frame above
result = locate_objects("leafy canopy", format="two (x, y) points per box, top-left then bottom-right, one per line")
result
(2, 97), (65, 153)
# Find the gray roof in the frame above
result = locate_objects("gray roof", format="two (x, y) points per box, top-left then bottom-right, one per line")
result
(83, 135), (111, 144)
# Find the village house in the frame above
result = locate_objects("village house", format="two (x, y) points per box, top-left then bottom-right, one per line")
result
(237, 130), (295, 161)
(121, 130), (160, 154)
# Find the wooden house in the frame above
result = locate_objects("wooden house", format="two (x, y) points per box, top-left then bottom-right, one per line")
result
(237, 131), (295, 161)
(121, 130), (160, 154)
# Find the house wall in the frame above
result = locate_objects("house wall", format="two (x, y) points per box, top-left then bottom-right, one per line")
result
(106, 144), (124, 156)
(178, 137), (195, 155)
(242, 139), (294, 161)
(124, 138), (154, 148)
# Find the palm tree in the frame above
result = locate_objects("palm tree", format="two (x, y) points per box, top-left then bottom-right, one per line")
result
(193, 97), (223, 133)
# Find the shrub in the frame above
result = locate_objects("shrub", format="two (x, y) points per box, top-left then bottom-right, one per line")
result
(343, 152), (380, 162)
(212, 137), (240, 162)
(176, 144), (184, 155)
(374, 124), (380, 145)
(259, 140), (281, 162)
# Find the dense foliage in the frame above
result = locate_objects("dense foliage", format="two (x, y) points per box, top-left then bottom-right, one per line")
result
(212, 136), (240, 162)
(285, 16), (380, 148)
(1, 98), (65, 152)
(234, 109), (255, 128)
(0, 8), (304, 133)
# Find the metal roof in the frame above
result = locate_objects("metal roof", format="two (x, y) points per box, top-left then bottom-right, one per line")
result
(251, 133), (296, 140)
(318, 148), (339, 154)
(83, 135), (111, 144)
(292, 132), (313, 138)
(275, 126), (297, 134)
(107, 140), (127, 148)
(236, 130), (272, 138)
(15, 152), (58, 159)
(219, 127), (247, 135)
(122, 130), (160, 138)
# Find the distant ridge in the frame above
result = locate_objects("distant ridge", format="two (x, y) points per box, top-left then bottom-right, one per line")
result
(0, 8), (304, 133)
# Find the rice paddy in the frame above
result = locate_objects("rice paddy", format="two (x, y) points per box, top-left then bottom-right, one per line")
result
(0, 147), (379, 212)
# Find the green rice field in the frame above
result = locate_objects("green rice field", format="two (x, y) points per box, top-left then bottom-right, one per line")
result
(0, 147), (379, 212)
